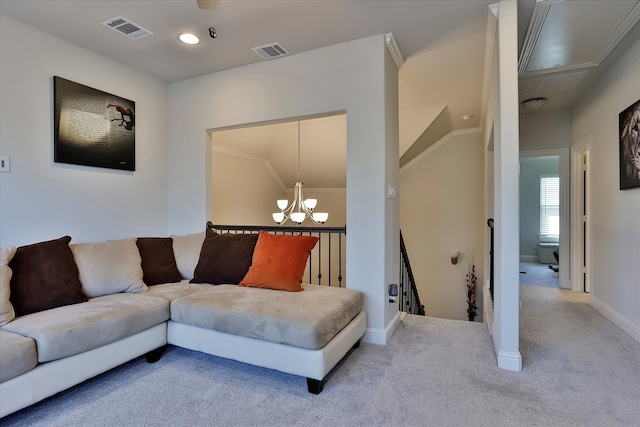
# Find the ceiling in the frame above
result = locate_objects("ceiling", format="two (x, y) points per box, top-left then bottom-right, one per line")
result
(1, 0), (639, 188)
(212, 115), (347, 190)
(516, 0), (640, 114)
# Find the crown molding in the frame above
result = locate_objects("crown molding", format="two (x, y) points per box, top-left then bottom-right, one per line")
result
(488, 3), (498, 18)
(385, 33), (404, 70)
(519, 0), (640, 76)
(285, 187), (346, 194)
(212, 145), (346, 193)
(591, 1), (640, 65)
(518, 1), (551, 74)
(212, 145), (286, 191)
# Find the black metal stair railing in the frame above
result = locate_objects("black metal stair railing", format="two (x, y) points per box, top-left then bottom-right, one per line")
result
(399, 231), (425, 316)
(487, 218), (494, 304)
(207, 222), (346, 287)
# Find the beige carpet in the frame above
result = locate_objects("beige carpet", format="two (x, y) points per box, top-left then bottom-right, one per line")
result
(2, 283), (639, 426)
(519, 261), (559, 288)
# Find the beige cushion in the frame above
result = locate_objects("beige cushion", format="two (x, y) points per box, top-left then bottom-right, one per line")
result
(170, 232), (205, 280)
(0, 246), (17, 326)
(2, 293), (169, 363)
(71, 238), (147, 298)
(171, 284), (364, 350)
(0, 329), (37, 382)
(141, 280), (210, 302)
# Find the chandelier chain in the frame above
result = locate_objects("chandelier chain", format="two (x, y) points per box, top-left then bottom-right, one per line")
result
(271, 120), (328, 225)
(297, 121), (301, 181)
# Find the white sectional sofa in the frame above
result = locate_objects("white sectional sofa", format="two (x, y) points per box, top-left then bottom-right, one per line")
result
(0, 230), (366, 418)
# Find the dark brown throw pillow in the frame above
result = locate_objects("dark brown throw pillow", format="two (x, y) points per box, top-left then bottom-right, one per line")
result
(136, 238), (182, 285)
(9, 236), (88, 317)
(191, 233), (259, 285)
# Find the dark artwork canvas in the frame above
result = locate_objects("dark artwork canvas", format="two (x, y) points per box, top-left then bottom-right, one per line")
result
(54, 76), (135, 171)
(619, 99), (640, 190)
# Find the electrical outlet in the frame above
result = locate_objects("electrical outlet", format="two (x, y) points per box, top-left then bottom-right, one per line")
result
(0, 156), (10, 173)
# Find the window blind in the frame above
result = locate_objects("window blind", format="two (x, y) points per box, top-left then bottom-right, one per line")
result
(540, 175), (560, 236)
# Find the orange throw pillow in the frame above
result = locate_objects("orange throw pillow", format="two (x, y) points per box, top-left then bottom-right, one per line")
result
(239, 230), (319, 292)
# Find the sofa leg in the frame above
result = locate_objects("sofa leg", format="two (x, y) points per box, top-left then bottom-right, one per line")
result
(306, 378), (324, 395)
(352, 339), (361, 349)
(146, 345), (167, 363)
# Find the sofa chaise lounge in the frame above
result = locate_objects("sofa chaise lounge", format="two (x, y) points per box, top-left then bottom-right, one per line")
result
(0, 229), (366, 418)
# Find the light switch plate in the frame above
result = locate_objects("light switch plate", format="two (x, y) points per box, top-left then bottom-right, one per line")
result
(387, 185), (396, 199)
(0, 156), (10, 172)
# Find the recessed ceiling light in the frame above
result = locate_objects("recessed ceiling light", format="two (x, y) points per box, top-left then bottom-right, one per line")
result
(179, 33), (200, 45)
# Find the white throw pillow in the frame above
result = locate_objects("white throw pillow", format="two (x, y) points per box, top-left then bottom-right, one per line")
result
(0, 245), (17, 326)
(170, 231), (205, 280)
(70, 238), (147, 298)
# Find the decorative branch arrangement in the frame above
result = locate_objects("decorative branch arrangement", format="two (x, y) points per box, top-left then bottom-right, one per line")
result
(465, 261), (477, 322)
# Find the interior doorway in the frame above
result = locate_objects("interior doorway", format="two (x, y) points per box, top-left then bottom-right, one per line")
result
(570, 136), (592, 293)
(208, 114), (347, 227)
(519, 149), (570, 289)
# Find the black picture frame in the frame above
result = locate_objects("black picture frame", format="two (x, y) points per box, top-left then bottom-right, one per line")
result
(53, 76), (135, 171)
(619, 99), (640, 190)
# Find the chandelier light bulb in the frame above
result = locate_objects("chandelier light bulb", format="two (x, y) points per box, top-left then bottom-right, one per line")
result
(291, 212), (305, 224)
(272, 212), (285, 224)
(304, 199), (317, 211)
(312, 212), (328, 224)
(277, 199), (289, 210)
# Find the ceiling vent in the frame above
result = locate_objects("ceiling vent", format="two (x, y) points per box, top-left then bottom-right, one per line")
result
(101, 16), (153, 40)
(519, 71), (588, 95)
(252, 43), (290, 60)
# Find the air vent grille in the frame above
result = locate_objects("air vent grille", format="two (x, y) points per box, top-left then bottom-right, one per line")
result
(252, 42), (290, 60)
(519, 71), (588, 95)
(101, 16), (153, 40)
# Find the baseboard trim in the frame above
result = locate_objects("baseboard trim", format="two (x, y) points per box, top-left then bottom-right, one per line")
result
(519, 255), (537, 262)
(483, 284), (494, 335)
(362, 311), (401, 345)
(497, 350), (523, 371)
(590, 297), (640, 343)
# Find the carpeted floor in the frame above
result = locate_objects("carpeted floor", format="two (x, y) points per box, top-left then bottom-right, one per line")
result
(2, 283), (639, 426)
(519, 261), (559, 288)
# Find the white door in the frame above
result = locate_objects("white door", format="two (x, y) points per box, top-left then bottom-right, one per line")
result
(571, 138), (591, 293)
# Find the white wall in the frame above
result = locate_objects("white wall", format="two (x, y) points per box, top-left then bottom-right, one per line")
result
(167, 35), (400, 342)
(400, 130), (485, 321)
(211, 153), (347, 286)
(211, 152), (284, 226)
(519, 157), (559, 260)
(571, 36), (640, 341)
(520, 109), (572, 150)
(0, 15), (170, 246)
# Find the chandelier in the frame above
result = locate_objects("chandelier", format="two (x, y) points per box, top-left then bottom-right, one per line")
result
(272, 121), (329, 225)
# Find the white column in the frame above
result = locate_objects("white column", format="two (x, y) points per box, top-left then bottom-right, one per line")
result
(493, 0), (522, 371)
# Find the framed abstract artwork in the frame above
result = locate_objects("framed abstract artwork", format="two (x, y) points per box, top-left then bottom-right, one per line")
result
(53, 76), (135, 171)
(619, 99), (640, 190)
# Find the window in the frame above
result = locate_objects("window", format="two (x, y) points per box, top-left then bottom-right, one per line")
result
(540, 175), (560, 237)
